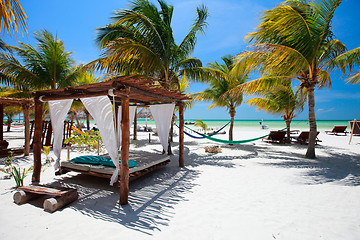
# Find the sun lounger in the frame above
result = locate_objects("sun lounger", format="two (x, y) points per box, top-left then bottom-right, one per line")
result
(295, 131), (321, 144)
(264, 131), (287, 143)
(325, 126), (348, 136)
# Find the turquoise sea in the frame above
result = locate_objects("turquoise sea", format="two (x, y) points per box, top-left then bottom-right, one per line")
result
(137, 119), (353, 130)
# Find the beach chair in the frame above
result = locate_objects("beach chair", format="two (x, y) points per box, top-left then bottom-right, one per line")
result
(295, 131), (321, 144)
(325, 126), (348, 136)
(349, 121), (360, 136)
(264, 131), (287, 143)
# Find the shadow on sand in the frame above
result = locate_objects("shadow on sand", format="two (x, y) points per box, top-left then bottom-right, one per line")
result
(48, 142), (255, 235)
(255, 143), (360, 186)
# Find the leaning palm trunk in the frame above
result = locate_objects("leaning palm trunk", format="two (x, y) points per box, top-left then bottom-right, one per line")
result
(305, 86), (317, 159)
(229, 108), (236, 142)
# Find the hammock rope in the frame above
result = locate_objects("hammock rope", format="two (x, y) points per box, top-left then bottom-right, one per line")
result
(175, 121), (230, 139)
(182, 124), (287, 144)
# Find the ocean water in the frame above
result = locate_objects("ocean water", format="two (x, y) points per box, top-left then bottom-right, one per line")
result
(136, 119), (352, 130)
(67, 118), (353, 131)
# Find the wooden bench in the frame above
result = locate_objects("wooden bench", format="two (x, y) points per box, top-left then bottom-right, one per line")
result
(13, 185), (78, 212)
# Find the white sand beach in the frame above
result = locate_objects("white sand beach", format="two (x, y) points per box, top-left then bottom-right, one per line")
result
(1, 125), (360, 240)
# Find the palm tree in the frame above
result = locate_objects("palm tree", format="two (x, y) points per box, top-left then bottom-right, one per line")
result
(245, 82), (306, 143)
(193, 55), (247, 141)
(93, 0), (208, 154)
(194, 120), (207, 134)
(4, 106), (20, 132)
(93, 0), (208, 90)
(232, 0), (360, 158)
(0, 29), (82, 90)
(0, 0), (27, 36)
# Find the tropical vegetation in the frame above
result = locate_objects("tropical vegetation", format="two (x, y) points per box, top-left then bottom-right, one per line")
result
(245, 82), (306, 143)
(0, 29), (82, 90)
(193, 55), (248, 141)
(194, 120), (207, 134)
(0, 0), (27, 36)
(93, 0), (208, 153)
(93, 0), (208, 91)
(232, 0), (360, 158)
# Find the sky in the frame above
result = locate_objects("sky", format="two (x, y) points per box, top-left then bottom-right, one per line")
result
(2, 0), (360, 120)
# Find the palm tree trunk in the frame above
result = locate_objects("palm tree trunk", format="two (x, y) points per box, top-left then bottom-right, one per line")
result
(6, 120), (11, 132)
(305, 85), (317, 159)
(229, 107), (236, 142)
(86, 110), (90, 130)
(285, 118), (291, 143)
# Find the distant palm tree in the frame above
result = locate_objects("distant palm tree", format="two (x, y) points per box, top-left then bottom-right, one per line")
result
(4, 106), (21, 132)
(232, 0), (360, 158)
(0, 0), (27, 36)
(193, 55), (248, 141)
(0, 29), (82, 90)
(93, 0), (208, 90)
(245, 82), (306, 143)
(194, 120), (207, 134)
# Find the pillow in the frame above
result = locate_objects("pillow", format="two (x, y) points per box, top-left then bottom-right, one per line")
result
(71, 155), (138, 168)
(71, 155), (104, 165)
(100, 158), (138, 168)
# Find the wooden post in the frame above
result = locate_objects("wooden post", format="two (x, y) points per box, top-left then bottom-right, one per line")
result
(67, 145), (70, 160)
(44, 122), (52, 146)
(179, 102), (184, 167)
(32, 99), (43, 183)
(23, 105), (30, 156)
(0, 104), (3, 141)
(120, 95), (130, 205)
(133, 109), (137, 140)
(349, 119), (357, 144)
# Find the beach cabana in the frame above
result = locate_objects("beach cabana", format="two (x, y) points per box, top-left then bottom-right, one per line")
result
(0, 97), (33, 157)
(31, 75), (188, 205)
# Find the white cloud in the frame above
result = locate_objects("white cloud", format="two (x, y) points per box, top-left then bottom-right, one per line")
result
(317, 108), (335, 113)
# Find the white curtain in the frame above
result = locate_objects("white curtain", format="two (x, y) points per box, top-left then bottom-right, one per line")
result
(81, 96), (119, 185)
(48, 99), (73, 170)
(117, 106), (137, 150)
(150, 103), (175, 153)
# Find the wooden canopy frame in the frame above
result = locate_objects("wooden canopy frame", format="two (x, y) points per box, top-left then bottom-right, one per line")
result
(0, 97), (33, 156)
(32, 75), (187, 205)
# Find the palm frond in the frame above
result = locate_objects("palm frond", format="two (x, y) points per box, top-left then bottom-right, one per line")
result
(176, 4), (208, 58)
(0, 0), (27, 36)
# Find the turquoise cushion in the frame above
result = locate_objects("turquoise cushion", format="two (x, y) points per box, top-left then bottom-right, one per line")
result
(71, 155), (138, 168)
(100, 158), (138, 168)
(71, 155), (104, 165)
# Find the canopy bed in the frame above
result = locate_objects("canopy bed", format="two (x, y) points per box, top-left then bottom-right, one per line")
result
(32, 74), (188, 205)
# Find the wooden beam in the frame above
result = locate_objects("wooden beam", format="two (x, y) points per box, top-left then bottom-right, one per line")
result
(0, 105), (3, 141)
(120, 95), (130, 205)
(32, 99), (43, 183)
(36, 89), (127, 102)
(23, 105), (30, 156)
(179, 102), (185, 167)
